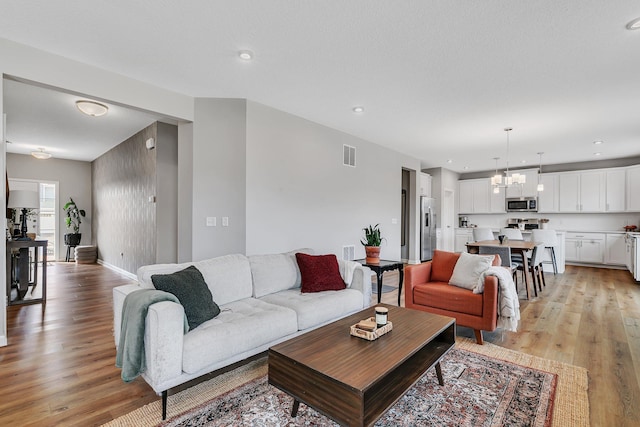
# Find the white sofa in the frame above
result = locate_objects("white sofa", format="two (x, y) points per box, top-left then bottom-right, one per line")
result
(112, 249), (372, 417)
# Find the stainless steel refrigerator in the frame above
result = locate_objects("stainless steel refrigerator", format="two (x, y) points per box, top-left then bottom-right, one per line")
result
(421, 197), (437, 261)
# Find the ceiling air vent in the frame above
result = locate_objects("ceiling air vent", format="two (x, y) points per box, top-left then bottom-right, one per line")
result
(342, 245), (355, 261)
(343, 144), (356, 167)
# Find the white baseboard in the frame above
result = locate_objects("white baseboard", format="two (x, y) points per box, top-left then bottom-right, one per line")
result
(96, 259), (137, 281)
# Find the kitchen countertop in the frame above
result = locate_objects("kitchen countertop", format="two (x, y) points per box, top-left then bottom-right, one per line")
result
(457, 227), (638, 234)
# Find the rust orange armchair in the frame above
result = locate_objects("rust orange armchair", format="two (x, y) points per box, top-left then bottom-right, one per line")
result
(404, 250), (500, 345)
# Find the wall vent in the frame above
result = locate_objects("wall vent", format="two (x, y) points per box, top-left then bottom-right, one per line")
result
(343, 144), (356, 167)
(342, 245), (355, 261)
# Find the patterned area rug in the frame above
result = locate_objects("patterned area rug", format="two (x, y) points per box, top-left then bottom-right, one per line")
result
(160, 348), (555, 427)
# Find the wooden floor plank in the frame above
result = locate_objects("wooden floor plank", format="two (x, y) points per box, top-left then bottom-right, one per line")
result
(0, 262), (638, 425)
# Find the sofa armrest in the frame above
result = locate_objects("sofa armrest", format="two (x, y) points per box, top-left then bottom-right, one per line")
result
(142, 301), (185, 392)
(346, 264), (373, 308)
(482, 276), (499, 330)
(404, 262), (433, 307)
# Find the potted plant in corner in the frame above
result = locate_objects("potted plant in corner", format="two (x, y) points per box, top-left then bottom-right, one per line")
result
(63, 197), (86, 246)
(361, 224), (384, 264)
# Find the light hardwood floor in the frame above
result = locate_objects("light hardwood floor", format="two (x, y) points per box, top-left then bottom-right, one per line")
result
(0, 262), (638, 426)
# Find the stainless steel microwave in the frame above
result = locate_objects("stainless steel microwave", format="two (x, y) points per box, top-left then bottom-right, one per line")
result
(506, 197), (538, 212)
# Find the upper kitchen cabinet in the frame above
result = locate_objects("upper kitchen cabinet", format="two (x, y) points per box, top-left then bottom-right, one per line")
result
(627, 165), (640, 212)
(537, 173), (559, 213)
(458, 179), (490, 214)
(558, 171), (605, 212)
(605, 168), (626, 212)
(505, 168), (539, 198)
(420, 173), (432, 197)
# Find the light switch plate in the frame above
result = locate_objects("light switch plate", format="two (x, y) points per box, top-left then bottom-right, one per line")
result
(206, 217), (216, 227)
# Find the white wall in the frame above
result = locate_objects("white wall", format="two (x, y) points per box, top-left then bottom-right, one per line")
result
(191, 98), (247, 260)
(6, 153), (92, 261)
(245, 101), (422, 260)
(177, 122), (193, 262)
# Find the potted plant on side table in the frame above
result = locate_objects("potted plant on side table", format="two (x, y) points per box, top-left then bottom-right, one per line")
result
(63, 197), (86, 247)
(361, 224), (384, 264)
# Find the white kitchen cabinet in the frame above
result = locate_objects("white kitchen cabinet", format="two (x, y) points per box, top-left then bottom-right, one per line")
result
(537, 173), (559, 213)
(420, 173), (432, 197)
(605, 169), (626, 212)
(558, 171), (605, 212)
(505, 168), (539, 198)
(454, 229), (474, 253)
(605, 233), (627, 265)
(627, 165), (640, 212)
(565, 232), (604, 264)
(458, 179), (490, 214)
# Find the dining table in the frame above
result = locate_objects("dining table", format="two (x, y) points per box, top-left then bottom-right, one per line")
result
(466, 239), (540, 299)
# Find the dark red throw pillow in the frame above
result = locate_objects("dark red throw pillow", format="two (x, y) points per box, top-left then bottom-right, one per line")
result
(295, 253), (346, 293)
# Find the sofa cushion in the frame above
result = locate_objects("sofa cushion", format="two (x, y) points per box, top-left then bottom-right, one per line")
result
(413, 282), (483, 317)
(249, 253), (298, 298)
(260, 288), (363, 330)
(182, 298), (297, 374)
(448, 252), (495, 291)
(296, 253), (346, 293)
(138, 254), (254, 307)
(430, 250), (461, 282)
(151, 265), (220, 330)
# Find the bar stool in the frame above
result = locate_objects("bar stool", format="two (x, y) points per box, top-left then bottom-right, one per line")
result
(531, 229), (558, 274)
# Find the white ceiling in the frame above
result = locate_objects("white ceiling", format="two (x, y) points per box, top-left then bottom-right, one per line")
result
(1, 1), (639, 170)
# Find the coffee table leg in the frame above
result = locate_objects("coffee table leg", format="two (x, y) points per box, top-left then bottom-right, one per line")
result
(291, 399), (300, 417)
(435, 362), (444, 386)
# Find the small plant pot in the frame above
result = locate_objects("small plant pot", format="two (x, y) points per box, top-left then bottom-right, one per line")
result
(365, 246), (381, 264)
(64, 233), (82, 246)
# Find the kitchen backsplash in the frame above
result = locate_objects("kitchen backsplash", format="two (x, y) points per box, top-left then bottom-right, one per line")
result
(464, 212), (639, 232)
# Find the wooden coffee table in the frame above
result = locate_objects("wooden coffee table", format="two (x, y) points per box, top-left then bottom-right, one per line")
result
(268, 305), (455, 426)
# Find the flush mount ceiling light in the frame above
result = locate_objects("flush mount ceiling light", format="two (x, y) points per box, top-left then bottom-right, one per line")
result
(593, 140), (603, 145)
(594, 152), (602, 156)
(31, 147), (52, 160)
(238, 50), (254, 60)
(626, 17), (640, 30)
(76, 100), (109, 117)
(352, 106), (364, 113)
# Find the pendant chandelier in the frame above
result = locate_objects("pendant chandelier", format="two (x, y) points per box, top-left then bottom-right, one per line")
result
(490, 128), (526, 193)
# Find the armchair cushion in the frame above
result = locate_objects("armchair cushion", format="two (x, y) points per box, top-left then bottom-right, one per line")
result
(413, 282), (484, 316)
(430, 250), (461, 282)
(448, 252), (495, 292)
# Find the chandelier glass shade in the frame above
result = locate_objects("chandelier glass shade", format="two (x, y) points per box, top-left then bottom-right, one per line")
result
(491, 128), (526, 193)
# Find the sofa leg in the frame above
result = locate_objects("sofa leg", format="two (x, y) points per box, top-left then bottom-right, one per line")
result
(474, 329), (484, 345)
(162, 390), (168, 420)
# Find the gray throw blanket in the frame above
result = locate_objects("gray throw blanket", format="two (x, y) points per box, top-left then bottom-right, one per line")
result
(116, 289), (189, 382)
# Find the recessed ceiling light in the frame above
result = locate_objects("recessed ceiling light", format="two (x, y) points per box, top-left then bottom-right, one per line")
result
(238, 50), (254, 60)
(521, 160), (527, 164)
(76, 100), (108, 117)
(352, 106), (364, 113)
(626, 17), (640, 30)
(463, 166), (469, 170)
(594, 152), (602, 156)
(446, 159), (453, 164)
(593, 140), (603, 145)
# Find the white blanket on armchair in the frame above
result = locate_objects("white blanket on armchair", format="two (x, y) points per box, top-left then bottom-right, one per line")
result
(477, 266), (520, 332)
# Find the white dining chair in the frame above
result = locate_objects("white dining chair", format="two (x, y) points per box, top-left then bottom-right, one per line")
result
(499, 228), (524, 240)
(531, 229), (558, 274)
(472, 228), (495, 242)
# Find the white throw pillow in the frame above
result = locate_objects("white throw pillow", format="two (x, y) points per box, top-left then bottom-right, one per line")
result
(448, 252), (494, 292)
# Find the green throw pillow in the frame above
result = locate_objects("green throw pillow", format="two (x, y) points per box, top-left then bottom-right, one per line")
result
(151, 265), (220, 330)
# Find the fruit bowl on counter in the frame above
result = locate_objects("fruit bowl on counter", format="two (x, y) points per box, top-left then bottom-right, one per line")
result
(624, 225), (638, 232)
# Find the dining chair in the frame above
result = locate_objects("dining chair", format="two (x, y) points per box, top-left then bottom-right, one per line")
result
(531, 229), (558, 274)
(472, 228), (495, 242)
(514, 244), (546, 296)
(478, 245), (518, 287)
(499, 228), (524, 240)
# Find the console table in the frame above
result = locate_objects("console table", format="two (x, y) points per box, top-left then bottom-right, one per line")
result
(6, 240), (48, 306)
(355, 259), (404, 306)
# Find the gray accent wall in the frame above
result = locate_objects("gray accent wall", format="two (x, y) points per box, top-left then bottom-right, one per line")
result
(92, 122), (178, 274)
